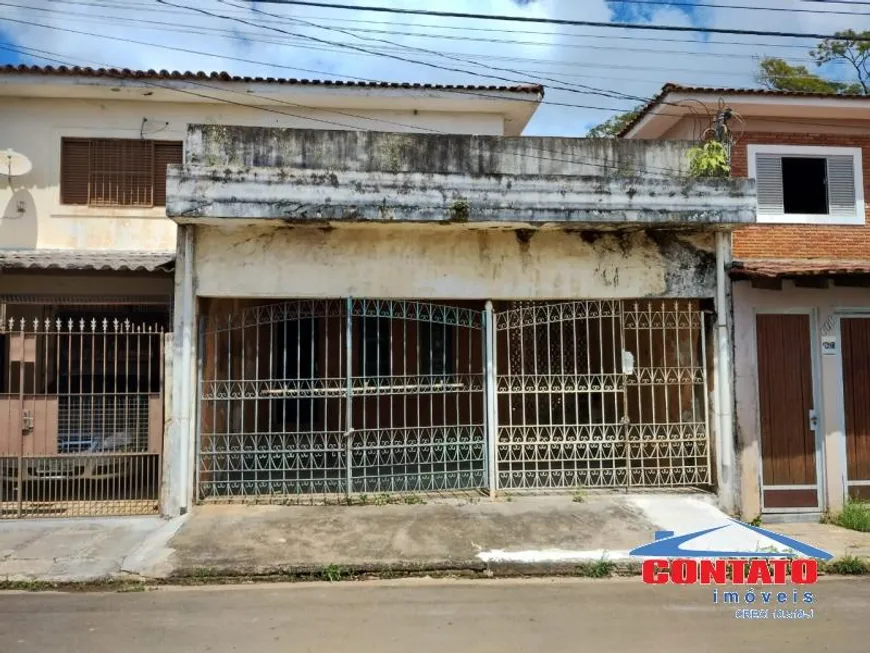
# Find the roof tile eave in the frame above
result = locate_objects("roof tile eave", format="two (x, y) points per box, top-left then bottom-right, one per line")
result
(0, 64), (544, 95)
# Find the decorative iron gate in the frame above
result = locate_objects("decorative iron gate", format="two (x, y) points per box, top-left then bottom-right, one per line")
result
(198, 299), (486, 500)
(0, 316), (165, 518)
(198, 298), (711, 501)
(494, 300), (710, 490)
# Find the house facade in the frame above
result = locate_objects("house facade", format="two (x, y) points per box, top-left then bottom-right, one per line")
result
(0, 65), (541, 518)
(623, 84), (870, 519)
(163, 126), (755, 516)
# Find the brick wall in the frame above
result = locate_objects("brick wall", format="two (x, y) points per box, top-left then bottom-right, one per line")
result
(731, 132), (870, 260)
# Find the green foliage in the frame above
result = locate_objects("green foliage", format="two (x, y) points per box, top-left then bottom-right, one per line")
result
(826, 555), (869, 576)
(756, 57), (847, 94)
(321, 564), (347, 582)
(687, 141), (730, 178)
(586, 107), (642, 138)
(757, 31), (870, 96)
(577, 558), (616, 579)
(572, 491), (585, 503)
(835, 500), (870, 533)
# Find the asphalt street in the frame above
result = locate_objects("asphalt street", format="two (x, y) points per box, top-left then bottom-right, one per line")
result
(1, 577), (867, 653)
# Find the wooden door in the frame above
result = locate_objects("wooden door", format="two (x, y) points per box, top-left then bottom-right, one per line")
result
(756, 314), (819, 509)
(841, 318), (870, 501)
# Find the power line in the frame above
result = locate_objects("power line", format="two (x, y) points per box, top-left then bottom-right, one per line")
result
(251, 0), (870, 42)
(607, 0), (866, 15)
(29, 0), (844, 53)
(0, 1), (840, 68)
(6, 19), (870, 139)
(0, 42), (698, 179)
(156, 0), (640, 103)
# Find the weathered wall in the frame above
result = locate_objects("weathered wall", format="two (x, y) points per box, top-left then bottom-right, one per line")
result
(170, 127), (756, 227)
(733, 281), (870, 517)
(0, 97), (505, 252)
(193, 224), (718, 299)
(186, 125), (698, 175)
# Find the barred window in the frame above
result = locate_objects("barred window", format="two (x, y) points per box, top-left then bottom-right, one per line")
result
(60, 138), (183, 208)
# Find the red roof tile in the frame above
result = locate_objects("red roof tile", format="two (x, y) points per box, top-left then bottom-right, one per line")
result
(730, 259), (870, 279)
(0, 64), (544, 94)
(618, 82), (870, 137)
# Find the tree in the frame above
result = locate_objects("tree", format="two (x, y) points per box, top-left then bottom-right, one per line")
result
(586, 107), (641, 138)
(587, 30), (870, 137)
(756, 30), (870, 95)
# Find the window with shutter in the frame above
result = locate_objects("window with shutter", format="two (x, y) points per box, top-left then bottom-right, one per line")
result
(59, 138), (183, 208)
(748, 144), (864, 226)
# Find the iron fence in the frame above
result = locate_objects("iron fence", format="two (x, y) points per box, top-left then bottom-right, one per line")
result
(0, 317), (165, 518)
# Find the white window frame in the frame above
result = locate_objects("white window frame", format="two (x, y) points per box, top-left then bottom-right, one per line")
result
(747, 144), (865, 226)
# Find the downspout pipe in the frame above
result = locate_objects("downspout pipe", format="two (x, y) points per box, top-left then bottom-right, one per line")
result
(715, 231), (736, 514)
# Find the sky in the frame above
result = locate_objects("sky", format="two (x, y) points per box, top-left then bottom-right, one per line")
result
(1, 0), (870, 136)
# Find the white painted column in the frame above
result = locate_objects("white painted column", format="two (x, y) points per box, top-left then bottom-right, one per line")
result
(164, 225), (196, 516)
(484, 300), (498, 498)
(715, 232), (736, 514)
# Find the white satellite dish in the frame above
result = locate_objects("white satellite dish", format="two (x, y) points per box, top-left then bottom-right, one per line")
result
(1, 149), (32, 178)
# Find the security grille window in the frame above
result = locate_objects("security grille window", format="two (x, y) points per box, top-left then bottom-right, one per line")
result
(359, 316), (391, 378)
(750, 145), (864, 225)
(420, 323), (454, 376)
(60, 138), (183, 207)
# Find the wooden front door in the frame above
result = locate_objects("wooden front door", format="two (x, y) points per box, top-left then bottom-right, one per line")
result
(756, 314), (820, 510)
(841, 318), (870, 501)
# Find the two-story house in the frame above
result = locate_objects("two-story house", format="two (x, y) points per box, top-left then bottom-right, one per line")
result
(0, 65), (542, 518)
(622, 83), (870, 520)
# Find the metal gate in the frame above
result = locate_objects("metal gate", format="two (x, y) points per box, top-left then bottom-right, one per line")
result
(0, 316), (165, 518)
(198, 299), (486, 500)
(494, 300), (711, 490)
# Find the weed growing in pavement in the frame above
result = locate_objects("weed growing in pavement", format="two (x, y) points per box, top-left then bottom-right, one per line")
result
(321, 564), (348, 582)
(577, 558), (616, 579)
(835, 501), (870, 533)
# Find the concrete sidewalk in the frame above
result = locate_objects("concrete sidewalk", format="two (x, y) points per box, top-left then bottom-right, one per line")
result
(1, 493), (868, 583)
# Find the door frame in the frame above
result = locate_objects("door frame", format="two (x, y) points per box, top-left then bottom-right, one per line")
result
(833, 311), (870, 502)
(752, 307), (826, 514)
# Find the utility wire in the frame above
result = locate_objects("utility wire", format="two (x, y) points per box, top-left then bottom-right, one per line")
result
(251, 0), (870, 42)
(33, 0), (838, 51)
(157, 0), (635, 103)
(0, 42), (698, 178)
(606, 0), (866, 15)
(6, 11), (870, 135)
(0, 2), (841, 68)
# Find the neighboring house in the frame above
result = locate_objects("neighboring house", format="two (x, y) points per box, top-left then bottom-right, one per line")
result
(0, 65), (542, 518)
(162, 126), (755, 516)
(622, 83), (870, 519)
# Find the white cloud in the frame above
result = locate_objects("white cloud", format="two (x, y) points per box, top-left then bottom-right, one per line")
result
(2, 0), (870, 136)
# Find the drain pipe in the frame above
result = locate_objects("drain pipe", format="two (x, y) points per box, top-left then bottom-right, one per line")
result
(715, 231), (735, 514)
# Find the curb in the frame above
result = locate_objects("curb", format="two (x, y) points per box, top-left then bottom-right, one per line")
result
(1, 557), (867, 592)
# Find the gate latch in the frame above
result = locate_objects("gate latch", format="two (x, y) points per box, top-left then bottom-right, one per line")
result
(21, 409), (33, 434)
(808, 409), (819, 432)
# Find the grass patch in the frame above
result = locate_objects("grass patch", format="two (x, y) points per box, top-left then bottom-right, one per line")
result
(572, 492), (585, 503)
(826, 555), (869, 576)
(402, 495), (426, 505)
(576, 558), (616, 579)
(321, 564), (348, 582)
(834, 501), (870, 533)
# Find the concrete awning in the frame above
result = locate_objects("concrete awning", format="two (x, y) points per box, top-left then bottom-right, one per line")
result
(167, 127), (756, 229)
(0, 250), (175, 272)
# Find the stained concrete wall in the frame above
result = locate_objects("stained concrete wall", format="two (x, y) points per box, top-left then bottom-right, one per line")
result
(193, 224), (718, 299)
(170, 127), (756, 227)
(0, 97), (506, 252)
(733, 280), (870, 518)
